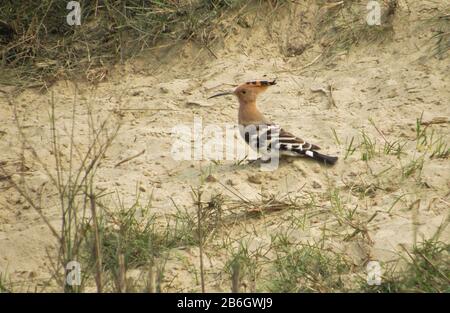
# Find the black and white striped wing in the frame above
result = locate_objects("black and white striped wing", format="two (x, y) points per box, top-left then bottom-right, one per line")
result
(277, 128), (320, 156)
(241, 124), (320, 156)
(277, 128), (339, 164)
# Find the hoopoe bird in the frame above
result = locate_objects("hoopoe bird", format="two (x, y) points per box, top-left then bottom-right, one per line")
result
(208, 80), (338, 165)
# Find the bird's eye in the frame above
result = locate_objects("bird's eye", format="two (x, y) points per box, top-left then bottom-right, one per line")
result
(242, 90), (246, 94)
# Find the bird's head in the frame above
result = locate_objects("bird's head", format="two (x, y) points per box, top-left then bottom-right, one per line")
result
(208, 80), (276, 103)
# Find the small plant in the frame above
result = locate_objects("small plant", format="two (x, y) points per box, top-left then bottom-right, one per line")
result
(342, 177), (378, 199)
(171, 191), (224, 247)
(329, 188), (358, 221)
(383, 139), (407, 157)
(413, 114), (449, 158)
(360, 130), (376, 161)
(269, 241), (351, 292)
(0, 272), (12, 293)
(424, 7), (450, 59)
(401, 156), (424, 179)
(368, 117), (411, 159)
(415, 113), (429, 151)
(331, 128), (341, 146)
(344, 136), (356, 160)
(224, 240), (266, 293)
(430, 135), (450, 159)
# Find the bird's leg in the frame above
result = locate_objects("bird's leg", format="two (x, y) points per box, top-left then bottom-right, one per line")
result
(247, 156), (272, 165)
(260, 153), (272, 163)
(247, 157), (261, 165)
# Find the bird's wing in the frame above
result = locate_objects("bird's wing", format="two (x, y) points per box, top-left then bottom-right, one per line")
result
(242, 123), (320, 154)
(278, 128), (321, 151)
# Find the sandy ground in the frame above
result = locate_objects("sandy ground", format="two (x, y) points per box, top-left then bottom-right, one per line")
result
(0, 1), (449, 291)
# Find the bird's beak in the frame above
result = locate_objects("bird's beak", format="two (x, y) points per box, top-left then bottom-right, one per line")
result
(208, 91), (234, 99)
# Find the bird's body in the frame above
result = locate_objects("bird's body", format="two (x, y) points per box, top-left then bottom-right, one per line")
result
(209, 80), (338, 165)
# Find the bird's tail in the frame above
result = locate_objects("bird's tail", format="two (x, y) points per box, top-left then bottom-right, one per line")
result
(306, 150), (338, 165)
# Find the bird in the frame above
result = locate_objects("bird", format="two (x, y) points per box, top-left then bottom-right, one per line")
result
(208, 80), (338, 165)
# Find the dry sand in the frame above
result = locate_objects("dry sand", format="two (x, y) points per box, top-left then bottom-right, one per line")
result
(0, 1), (449, 291)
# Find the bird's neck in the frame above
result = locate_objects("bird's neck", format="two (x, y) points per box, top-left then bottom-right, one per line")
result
(238, 99), (266, 126)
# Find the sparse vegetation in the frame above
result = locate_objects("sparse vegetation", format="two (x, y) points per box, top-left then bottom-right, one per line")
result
(0, 0), (265, 88)
(0, 272), (12, 293)
(424, 8), (450, 59)
(363, 239), (450, 292)
(224, 240), (264, 293)
(316, 0), (398, 56)
(0, 0), (448, 294)
(270, 241), (351, 292)
(0, 90), (121, 292)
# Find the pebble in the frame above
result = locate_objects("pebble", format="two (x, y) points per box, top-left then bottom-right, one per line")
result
(143, 170), (152, 177)
(248, 174), (262, 184)
(160, 87), (170, 94)
(205, 175), (217, 183)
(312, 164), (321, 173)
(293, 161), (307, 176)
(225, 179), (236, 186)
(387, 90), (398, 98)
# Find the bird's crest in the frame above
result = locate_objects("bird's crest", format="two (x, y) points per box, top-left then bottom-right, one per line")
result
(208, 79), (277, 99)
(243, 80), (277, 88)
